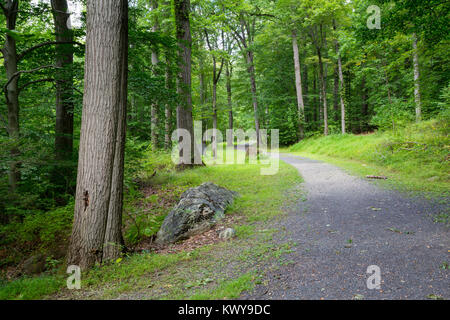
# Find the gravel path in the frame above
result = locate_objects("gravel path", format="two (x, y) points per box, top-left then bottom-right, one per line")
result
(242, 153), (449, 300)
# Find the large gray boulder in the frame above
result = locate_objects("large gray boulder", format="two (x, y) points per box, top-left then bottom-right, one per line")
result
(156, 182), (238, 244)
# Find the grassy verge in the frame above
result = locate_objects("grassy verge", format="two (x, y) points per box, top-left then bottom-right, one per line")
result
(284, 119), (449, 196)
(0, 153), (302, 300)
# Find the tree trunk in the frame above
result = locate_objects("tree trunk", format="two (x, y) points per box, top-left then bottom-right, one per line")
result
(1, 0), (20, 193)
(337, 58), (345, 134)
(313, 65), (318, 124)
(333, 20), (346, 134)
(333, 65), (339, 121)
(292, 29), (305, 140)
(212, 73), (217, 158)
(317, 46), (328, 136)
(103, 0), (128, 262)
(68, 0), (128, 270)
(412, 33), (421, 122)
(174, 0), (198, 165)
(164, 55), (172, 150)
(51, 0), (74, 162)
(246, 50), (260, 151)
(150, 0), (159, 148)
(303, 63), (308, 122)
(226, 61), (233, 147)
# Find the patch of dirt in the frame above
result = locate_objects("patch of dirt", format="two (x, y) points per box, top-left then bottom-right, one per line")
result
(134, 216), (242, 254)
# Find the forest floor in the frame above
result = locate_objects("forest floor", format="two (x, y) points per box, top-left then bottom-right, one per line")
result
(0, 157), (305, 299)
(1, 140), (448, 300)
(241, 153), (449, 300)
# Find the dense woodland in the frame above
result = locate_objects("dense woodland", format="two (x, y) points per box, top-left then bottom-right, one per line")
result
(0, 0), (449, 272)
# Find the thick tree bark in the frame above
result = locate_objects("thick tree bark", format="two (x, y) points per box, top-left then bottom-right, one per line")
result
(102, 0), (128, 263)
(51, 0), (74, 162)
(292, 29), (305, 140)
(174, 0), (198, 165)
(1, 0), (20, 193)
(226, 61), (233, 147)
(68, 0), (128, 269)
(412, 33), (421, 122)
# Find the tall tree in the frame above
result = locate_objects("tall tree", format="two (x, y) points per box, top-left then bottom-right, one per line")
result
(412, 32), (421, 122)
(225, 3), (265, 152)
(174, 0), (198, 165)
(68, 0), (128, 269)
(333, 20), (346, 133)
(150, 0), (160, 148)
(1, 0), (20, 193)
(164, 53), (172, 150)
(225, 60), (233, 146)
(292, 29), (305, 140)
(204, 28), (224, 158)
(310, 23), (328, 136)
(51, 0), (74, 162)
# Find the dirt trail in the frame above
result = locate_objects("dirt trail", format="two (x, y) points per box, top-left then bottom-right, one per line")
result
(242, 154), (449, 300)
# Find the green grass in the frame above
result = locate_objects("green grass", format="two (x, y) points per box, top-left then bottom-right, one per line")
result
(285, 119), (449, 195)
(189, 272), (256, 300)
(0, 152), (302, 300)
(0, 275), (64, 300)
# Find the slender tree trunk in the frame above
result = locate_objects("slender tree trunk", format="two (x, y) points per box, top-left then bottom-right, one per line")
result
(212, 73), (218, 158)
(337, 57), (345, 134)
(68, 0), (128, 269)
(412, 33), (421, 122)
(313, 65), (318, 124)
(51, 0), (74, 163)
(174, 0), (198, 165)
(150, 0), (160, 148)
(333, 20), (346, 134)
(333, 65), (339, 121)
(164, 55), (172, 150)
(317, 46), (328, 136)
(292, 29), (305, 140)
(2, 0), (20, 193)
(303, 63), (308, 122)
(246, 50), (260, 151)
(226, 61), (233, 147)
(198, 55), (207, 141)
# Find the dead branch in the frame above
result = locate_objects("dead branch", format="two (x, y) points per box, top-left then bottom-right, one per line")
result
(366, 175), (388, 180)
